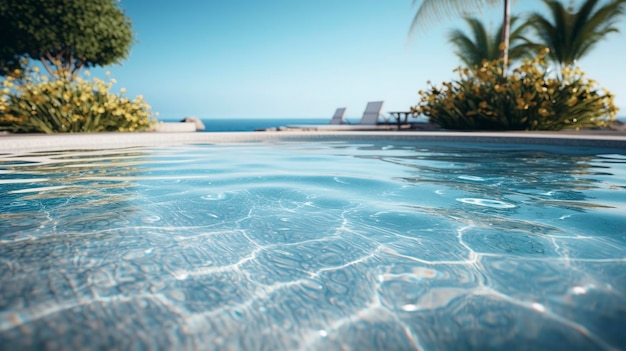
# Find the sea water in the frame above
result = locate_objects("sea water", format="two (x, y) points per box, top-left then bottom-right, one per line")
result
(162, 118), (328, 132)
(164, 116), (626, 132)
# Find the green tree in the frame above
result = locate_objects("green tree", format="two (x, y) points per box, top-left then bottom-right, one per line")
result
(0, 0), (133, 80)
(528, 0), (626, 68)
(410, 0), (513, 75)
(448, 16), (537, 67)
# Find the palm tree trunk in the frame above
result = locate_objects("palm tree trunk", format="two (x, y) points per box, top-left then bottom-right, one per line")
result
(500, 0), (511, 76)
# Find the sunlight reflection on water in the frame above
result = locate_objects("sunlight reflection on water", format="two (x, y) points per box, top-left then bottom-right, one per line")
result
(0, 141), (625, 350)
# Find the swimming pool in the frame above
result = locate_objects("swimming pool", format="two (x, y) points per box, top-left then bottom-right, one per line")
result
(0, 134), (625, 350)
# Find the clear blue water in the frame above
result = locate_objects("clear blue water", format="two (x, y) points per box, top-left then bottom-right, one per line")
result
(0, 140), (625, 350)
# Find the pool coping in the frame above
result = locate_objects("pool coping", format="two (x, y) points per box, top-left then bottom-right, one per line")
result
(1, 130), (626, 153)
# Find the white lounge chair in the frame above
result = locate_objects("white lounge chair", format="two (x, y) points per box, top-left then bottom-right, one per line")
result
(359, 101), (384, 125)
(329, 107), (347, 125)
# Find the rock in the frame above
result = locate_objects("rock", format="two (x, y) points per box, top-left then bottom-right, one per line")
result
(180, 116), (205, 131)
(155, 122), (196, 132)
(610, 119), (626, 131)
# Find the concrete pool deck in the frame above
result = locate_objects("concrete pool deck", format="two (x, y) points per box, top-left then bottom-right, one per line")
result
(1, 130), (626, 153)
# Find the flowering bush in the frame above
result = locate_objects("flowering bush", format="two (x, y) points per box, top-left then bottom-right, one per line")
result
(0, 64), (155, 133)
(412, 49), (618, 130)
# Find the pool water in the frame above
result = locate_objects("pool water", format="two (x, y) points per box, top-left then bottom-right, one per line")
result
(0, 140), (625, 350)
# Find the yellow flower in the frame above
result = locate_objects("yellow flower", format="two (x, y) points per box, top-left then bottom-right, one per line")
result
(515, 98), (528, 110)
(566, 96), (577, 107)
(523, 92), (536, 100)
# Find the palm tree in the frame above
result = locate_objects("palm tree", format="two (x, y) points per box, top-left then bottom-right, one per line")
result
(529, 0), (626, 68)
(409, 0), (512, 75)
(448, 16), (537, 67)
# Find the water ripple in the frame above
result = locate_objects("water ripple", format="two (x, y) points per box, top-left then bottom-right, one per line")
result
(457, 197), (516, 209)
(0, 141), (625, 350)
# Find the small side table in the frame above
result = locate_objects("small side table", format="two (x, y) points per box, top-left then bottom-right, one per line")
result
(388, 111), (416, 129)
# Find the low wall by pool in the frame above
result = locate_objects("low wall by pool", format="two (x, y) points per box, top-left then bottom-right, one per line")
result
(1, 131), (625, 153)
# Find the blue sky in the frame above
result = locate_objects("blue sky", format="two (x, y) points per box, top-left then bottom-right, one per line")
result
(94, 0), (626, 120)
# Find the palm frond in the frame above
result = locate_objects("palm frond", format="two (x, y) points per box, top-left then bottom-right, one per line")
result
(448, 29), (484, 67)
(572, 0), (626, 61)
(409, 0), (501, 34)
(530, 0), (626, 65)
(469, 18), (494, 59)
(448, 14), (534, 67)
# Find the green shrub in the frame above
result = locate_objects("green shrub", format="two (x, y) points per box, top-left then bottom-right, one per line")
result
(0, 65), (155, 133)
(412, 49), (618, 131)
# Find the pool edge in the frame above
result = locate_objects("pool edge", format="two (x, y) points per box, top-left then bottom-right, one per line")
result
(1, 131), (625, 153)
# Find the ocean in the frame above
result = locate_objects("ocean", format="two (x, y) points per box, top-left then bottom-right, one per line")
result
(160, 118), (329, 132)
(161, 116), (626, 132)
